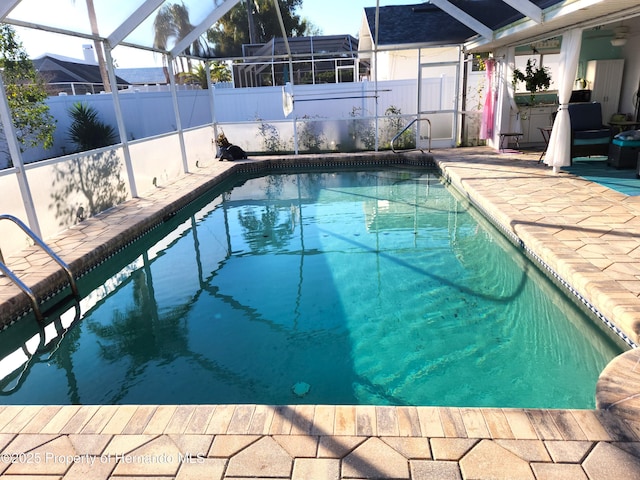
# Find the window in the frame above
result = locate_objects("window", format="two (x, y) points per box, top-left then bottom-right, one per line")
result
(514, 53), (560, 93)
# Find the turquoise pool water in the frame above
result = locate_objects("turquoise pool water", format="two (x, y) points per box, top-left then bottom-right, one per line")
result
(0, 168), (622, 407)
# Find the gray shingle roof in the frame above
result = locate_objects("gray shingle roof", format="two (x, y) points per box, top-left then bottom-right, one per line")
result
(364, 0), (565, 47)
(33, 55), (129, 85)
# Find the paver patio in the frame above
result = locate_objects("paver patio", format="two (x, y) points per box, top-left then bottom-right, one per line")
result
(1, 147), (640, 479)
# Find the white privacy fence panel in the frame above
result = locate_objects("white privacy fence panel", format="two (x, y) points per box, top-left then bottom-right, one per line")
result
(5, 77), (455, 167)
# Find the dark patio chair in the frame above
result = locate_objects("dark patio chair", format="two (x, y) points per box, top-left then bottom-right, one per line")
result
(568, 102), (613, 161)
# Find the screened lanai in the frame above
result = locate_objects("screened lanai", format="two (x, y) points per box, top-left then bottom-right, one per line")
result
(1, 0), (640, 255)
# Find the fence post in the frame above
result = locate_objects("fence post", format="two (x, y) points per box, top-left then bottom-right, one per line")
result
(0, 73), (41, 237)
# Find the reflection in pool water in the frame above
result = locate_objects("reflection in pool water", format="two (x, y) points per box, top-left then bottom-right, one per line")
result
(0, 169), (622, 407)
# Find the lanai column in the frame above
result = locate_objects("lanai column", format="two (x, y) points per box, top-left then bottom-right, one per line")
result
(104, 43), (138, 198)
(167, 57), (189, 174)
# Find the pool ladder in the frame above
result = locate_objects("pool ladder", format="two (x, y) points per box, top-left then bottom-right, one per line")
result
(0, 214), (79, 323)
(391, 115), (432, 154)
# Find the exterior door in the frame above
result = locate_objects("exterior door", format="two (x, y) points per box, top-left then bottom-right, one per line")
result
(417, 53), (461, 148)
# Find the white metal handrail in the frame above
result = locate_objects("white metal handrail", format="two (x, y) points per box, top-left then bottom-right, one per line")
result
(0, 214), (78, 322)
(391, 116), (432, 154)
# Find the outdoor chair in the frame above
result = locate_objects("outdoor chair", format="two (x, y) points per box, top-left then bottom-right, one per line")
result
(568, 102), (613, 161)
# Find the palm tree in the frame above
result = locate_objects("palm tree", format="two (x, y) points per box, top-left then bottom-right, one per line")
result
(153, 3), (212, 82)
(210, 61), (232, 83)
(178, 62), (231, 90)
(179, 62), (232, 88)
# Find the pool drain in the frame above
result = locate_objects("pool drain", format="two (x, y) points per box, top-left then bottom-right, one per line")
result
(292, 381), (310, 397)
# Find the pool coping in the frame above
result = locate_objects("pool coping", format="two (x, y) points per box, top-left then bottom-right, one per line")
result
(1, 148), (640, 479)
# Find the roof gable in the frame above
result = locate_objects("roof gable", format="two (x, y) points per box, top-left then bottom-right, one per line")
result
(34, 55), (128, 85)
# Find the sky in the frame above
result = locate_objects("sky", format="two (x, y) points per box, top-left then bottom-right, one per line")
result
(12, 0), (414, 68)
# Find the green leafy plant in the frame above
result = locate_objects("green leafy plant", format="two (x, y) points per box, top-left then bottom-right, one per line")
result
(256, 117), (283, 152)
(178, 62), (231, 88)
(513, 59), (551, 104)
(298, 115), (326, 153)
(382, 105), (415, 150)
(347, 107), (375, 151)
(0, 24), (56, 167)
(67, 102), (117, 152)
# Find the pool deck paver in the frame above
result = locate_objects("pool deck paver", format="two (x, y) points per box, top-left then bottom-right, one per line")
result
(0, 405), (637, 479)
(2, 148), (640, 478)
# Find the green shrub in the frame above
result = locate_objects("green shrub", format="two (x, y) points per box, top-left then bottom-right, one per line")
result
(67, 102), (117, 152)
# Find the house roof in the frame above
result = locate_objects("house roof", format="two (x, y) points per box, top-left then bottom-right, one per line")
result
(115, 67), (166, 85)
(360, 0), (640, 53)
(33, 54), (129, 86)
(362, 1), (564, 49)
(363, 3), (474, 48)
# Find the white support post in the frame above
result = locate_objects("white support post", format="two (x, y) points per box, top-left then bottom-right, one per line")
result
(454, 46), (462, 146)
(167, 58), (189, 174)
(417, 48), (422, 115)
(0, 73), (41, 237)
(104, 44), (138, 198)
(374, 0), (380, 151)
(206, 60), (220, 158)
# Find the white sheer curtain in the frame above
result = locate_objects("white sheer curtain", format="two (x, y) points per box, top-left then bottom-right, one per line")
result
(505, 47), (522, 135)
(494, 47), (522, 148)
(545, 29), (583, 174)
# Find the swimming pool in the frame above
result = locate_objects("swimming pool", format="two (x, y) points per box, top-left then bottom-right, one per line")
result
(0, 167), (622, 407)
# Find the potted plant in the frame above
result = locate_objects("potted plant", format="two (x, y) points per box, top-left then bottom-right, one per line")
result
(513, 59), (552, 104)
